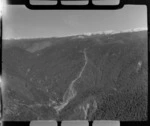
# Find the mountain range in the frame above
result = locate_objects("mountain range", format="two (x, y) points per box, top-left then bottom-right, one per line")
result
(2, 29), (148, 121)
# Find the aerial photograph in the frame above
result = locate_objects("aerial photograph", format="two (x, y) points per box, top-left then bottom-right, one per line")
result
(2, 3), (148, 121)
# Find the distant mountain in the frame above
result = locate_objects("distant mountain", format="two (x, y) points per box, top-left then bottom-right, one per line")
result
(3, 28), (147, 41)
(3, 29), (147, 50)
(2, 30), (148, 121)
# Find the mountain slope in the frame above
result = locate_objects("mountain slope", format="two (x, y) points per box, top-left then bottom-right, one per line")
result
(2, 30), (148, 121)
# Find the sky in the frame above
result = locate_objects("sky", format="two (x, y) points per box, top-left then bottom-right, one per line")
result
(3, 4), (147, 39)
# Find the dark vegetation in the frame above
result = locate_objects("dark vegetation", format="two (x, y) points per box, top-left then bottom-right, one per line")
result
(2, 31), (148, 121)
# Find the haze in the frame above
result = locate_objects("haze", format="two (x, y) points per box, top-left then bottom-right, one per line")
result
(3, 5), (147, 39)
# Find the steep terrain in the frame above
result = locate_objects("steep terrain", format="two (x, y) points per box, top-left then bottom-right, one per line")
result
(2, 30), (148, 121)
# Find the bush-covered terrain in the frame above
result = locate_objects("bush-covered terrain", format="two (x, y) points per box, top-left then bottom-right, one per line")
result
(2, 30), (148, 121)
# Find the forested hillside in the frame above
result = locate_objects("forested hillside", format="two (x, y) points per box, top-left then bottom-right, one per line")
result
(2, 30), (147, 121)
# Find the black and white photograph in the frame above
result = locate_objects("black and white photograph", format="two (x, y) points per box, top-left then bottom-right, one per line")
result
(1, 0), (148, 121)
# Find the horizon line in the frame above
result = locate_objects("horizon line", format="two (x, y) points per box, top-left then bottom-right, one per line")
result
(3, 27), (147, 40)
